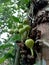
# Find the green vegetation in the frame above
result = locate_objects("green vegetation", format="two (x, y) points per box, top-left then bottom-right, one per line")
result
(0, 0), (31, 65)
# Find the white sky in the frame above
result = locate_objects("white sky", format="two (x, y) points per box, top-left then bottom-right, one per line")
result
(0, 32), (9, 43)
(1, 32), (8, 39)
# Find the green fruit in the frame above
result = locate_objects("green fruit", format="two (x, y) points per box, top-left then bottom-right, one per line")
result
(19, 25), (30, 34)
(24, 25), (30, 31)
(19, 28), (25, 34)
(23, 19), (29, 24)
(25, 39), (34, 56)
(25, 39), (34, 48)
(17, 23), (23, 29)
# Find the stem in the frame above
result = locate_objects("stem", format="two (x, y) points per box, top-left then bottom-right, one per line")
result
(30, 48), (34, 56)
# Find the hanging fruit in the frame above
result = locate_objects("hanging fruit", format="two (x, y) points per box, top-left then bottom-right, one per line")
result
(17, 23), (23, 29)
(24, 25), (31, 31)
(25, 39), (34, 56)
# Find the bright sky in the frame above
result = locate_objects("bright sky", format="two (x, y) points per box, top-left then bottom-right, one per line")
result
(0, 32), (9, 43)
(1, 32), (8, 39)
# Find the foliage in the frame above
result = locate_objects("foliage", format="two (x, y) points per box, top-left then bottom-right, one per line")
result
(0, 0), (30, 65)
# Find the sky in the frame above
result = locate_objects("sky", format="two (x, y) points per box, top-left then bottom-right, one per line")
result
(0, 32), (9, 43)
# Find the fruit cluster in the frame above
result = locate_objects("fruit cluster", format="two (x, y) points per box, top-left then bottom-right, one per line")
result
(15, 0), (49, 65)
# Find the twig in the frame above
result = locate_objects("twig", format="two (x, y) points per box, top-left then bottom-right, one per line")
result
(36, 39), (49, 47)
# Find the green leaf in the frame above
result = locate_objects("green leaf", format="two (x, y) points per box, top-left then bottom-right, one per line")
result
(8, 47), (14, 54)
(0, 56), (6, 64)
(0, 22), (3, 26)
(9, 34), (21, 42)
(0, 44), (14, 49)
(23, 0), (29, 4)
(8, 21), (12, 29)
(0, 48), (14, 64)
(5, 48), (14, 58)
(0, 0), (10, 3)
(17, 0), (29, 9)
(0, 7), (3, 13)
(0, 54), (14, 64)
(12, 16), (20, 23)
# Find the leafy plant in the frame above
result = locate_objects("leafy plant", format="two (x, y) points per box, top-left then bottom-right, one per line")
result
(0, 0), (34, 65)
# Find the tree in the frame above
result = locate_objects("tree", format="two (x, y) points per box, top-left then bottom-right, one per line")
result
(1, 0), (48, 65)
